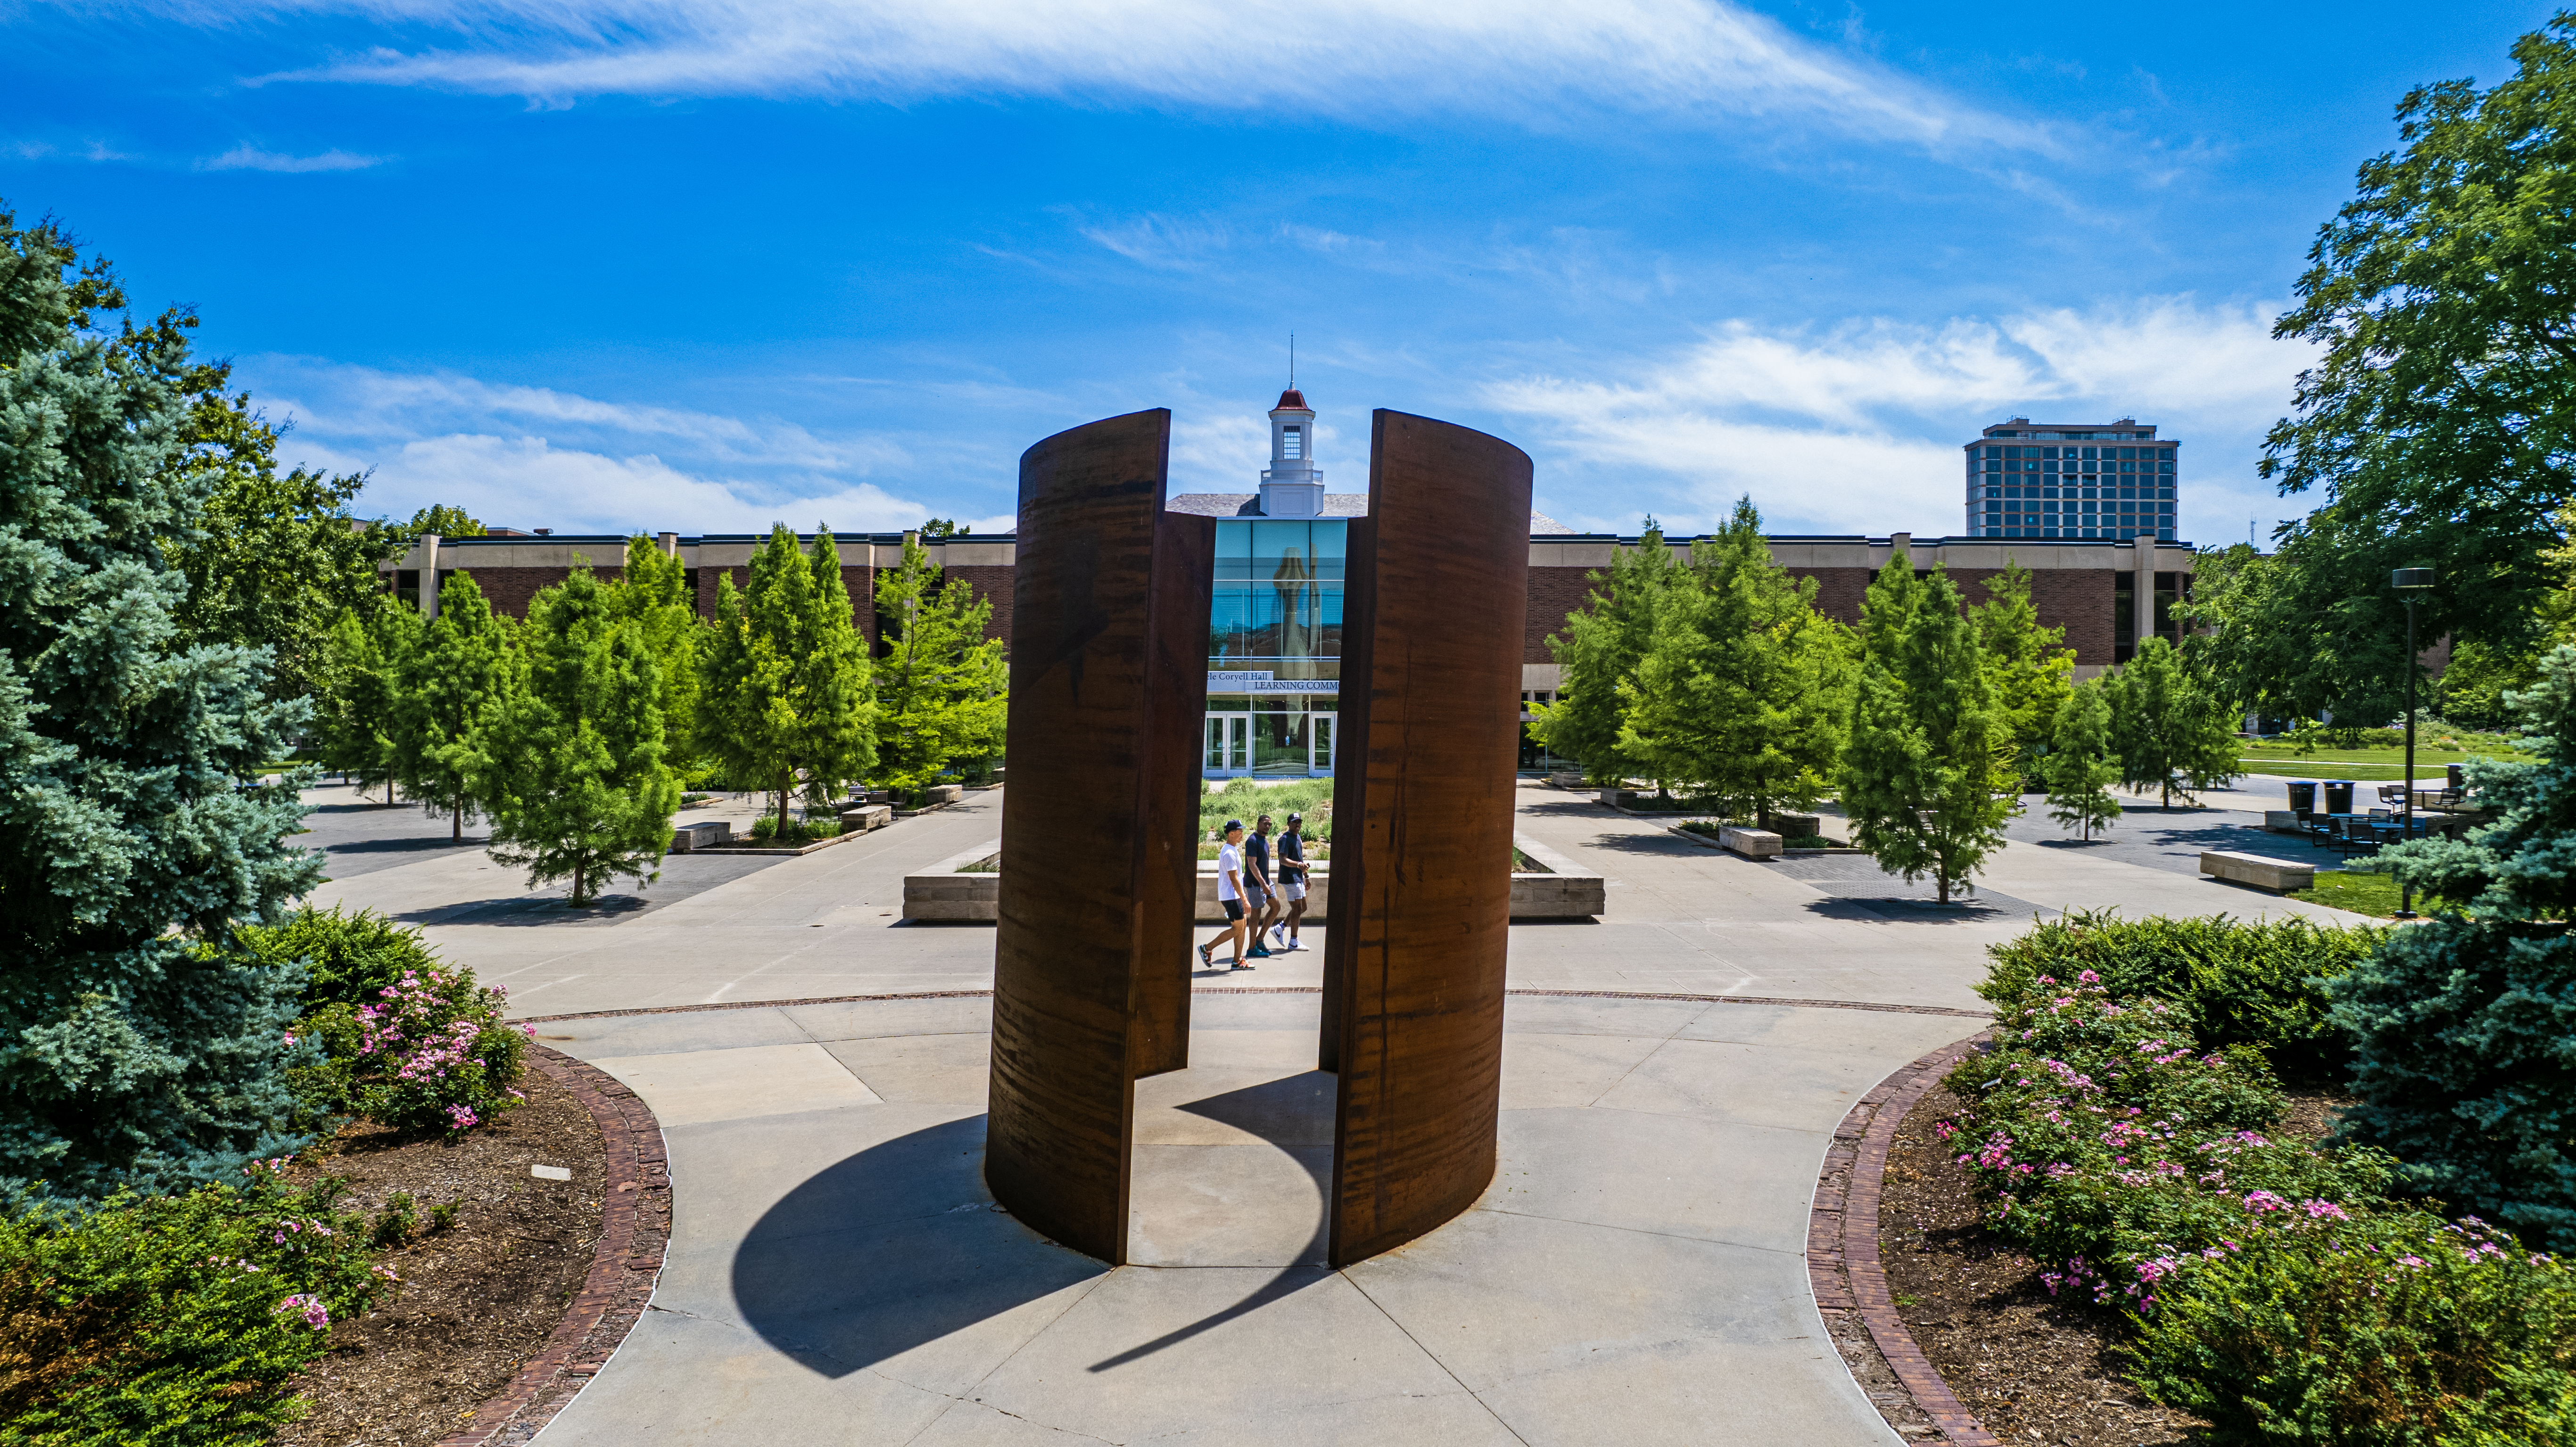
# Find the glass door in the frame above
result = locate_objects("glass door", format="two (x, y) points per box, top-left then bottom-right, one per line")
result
(1311, 714), (1336, 775)
(1204, 714), (1250, 775)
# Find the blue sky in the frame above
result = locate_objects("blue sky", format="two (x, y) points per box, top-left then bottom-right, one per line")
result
(2, 0), (2556, 542)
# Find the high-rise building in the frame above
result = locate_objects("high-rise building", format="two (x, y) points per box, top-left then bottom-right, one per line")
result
(1965, 416), (2179, 542)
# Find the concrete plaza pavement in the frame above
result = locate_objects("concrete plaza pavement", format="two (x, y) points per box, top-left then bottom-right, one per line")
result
(535, 988), (1977, 1446)
(303, 779), (2371, 1445)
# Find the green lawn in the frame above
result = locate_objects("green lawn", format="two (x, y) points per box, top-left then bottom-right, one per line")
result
(2238, 744), (2535, 782)
(2287, 870), (2451, 919)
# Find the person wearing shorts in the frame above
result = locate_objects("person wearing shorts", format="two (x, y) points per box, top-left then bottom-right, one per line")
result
(1242, 814), (1280, 958)
(1198, 820), (1253, 971)
(1272, 813), (1311, 951)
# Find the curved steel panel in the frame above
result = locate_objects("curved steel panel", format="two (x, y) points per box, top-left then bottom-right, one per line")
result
(987, 409), (1209, 1264)
(1324, 409), (1533, 1267)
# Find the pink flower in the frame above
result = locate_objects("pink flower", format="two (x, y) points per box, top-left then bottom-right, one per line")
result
(2303, 1200), (2349, 1221)
(274, 1294), (330, 1328)
(2077, 970), (2100, 984)
(2244, 1190), (2291, 1213)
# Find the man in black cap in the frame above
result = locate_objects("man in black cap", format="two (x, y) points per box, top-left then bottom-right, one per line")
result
(1271, 811), (1312, 952)
(1197, 819), (1255, 971)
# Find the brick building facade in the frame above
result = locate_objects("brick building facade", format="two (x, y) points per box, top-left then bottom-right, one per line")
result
(388, 525), (2189, 682)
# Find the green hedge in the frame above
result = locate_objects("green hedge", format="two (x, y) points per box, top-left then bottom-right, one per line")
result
(2131, 1210), (2576, 1443)
(0, 1165), (389, 1444)
(1978, 910), (2385, 1080)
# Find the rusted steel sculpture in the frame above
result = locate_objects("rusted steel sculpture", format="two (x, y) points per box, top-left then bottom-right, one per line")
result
(1320, 410), (1533, 1267)
(985, 409), (1212, 1264)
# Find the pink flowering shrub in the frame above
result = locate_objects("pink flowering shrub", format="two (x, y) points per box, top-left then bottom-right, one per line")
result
(243, 907), (528, 1135)
(2130, 1209), (2576, 1443)
(1944, 975), (2396, 1311)
(0, 1159), (389, 1441)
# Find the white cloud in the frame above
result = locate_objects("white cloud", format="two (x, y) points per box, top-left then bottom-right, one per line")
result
(199, 143), (386, 171)
(1487, 297), (2312, 538)
(248, 358), (937, 534)
(234, 0), (2052, 156)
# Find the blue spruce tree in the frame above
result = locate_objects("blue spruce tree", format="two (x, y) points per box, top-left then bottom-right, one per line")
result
(2340, 644), (2576, 1248)
(0, 208), (320, 1196)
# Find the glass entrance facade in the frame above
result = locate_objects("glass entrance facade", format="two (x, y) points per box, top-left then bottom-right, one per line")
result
(1205, 518), (1344, 777)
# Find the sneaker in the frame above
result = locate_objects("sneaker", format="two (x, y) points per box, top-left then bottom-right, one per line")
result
(1197, 942), (1215, 968)
(1270, 923), (1288, 946)
(1248, 945), (1272, 958)
(1232, 961), (1254, 970)
(1288, 939), (1309, 952)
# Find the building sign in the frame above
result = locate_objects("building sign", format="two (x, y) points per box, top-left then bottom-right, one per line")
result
(1207, 672), (1339, 695)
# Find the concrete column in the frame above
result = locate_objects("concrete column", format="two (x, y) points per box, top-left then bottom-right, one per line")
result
(1888, 530), (1911, 565)
(418, 534), (441, 620)
(2133, 534), (2157, 647)
(657, 530), (679, 557)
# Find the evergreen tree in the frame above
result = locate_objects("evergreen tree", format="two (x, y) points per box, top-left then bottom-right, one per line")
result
(313, 601), (417, 804)
(2340, 645), (2576, 1248)
(1530, 519), (1684, 787)
(700, 525), (875, 833)
(1619, 498), (1852, 827)
(389, 573), (508, 842)
(2042, 680), (2122, 841)
(872, 534), (1007, 791)
(604, 534), (705, 772)
(1838, 551), (2017, 903)
(480, 570), (680, 906)
(1972, 560), (2075, 788)
(0, 205), (320, 1196)
(2103, 637), (2242, 808)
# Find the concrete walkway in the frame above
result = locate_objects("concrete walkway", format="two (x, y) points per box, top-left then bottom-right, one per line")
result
(534, 989), (1978, 1446)
(303, 779), (2375, 1445)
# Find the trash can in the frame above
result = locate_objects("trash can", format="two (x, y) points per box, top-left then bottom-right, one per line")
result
(2323, 781), (2355, 816)
(2447, 764), (2466, 793)
(2286, 781), (2317, 816)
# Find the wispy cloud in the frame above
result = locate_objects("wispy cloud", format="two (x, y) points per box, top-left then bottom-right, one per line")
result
(235, 0), (2056, 156)
(247, 358), (940, 534)
(1487, 297), (2310, 537)
(199, 143), (387, 172)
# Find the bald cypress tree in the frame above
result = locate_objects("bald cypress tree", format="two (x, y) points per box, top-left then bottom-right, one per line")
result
(0, 206), (319, 1196)
(700, 525), (874, 835)
(481, 571), (680, 906)
(390, 572), (509, 841)
(1839, 551), (2017, 903)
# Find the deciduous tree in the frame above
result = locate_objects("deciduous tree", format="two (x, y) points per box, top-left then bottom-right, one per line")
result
(314, 601), (417, 803)
(1838, 551), (2017, 903)
(1972, 560), (2075, 787)
(604, 534), (706, 772)
(1619, 498), (1851, 828)
(699, 525), (875, 833)
(389, 573), (508, 841)
(1530, 519), (1684, 788)
(2104, 638), (2242, 809)
(872, 534), (1006, 791)
(2043, 681), (2122, 841)
(480, 571), (680, 906)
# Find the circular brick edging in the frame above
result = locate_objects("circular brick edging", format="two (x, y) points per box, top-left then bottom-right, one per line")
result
(434, 1045), (672, 1447)
(1809, 1033), (2003, 1447)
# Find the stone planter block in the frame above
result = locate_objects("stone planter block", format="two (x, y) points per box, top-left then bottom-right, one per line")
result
(1719, 826), (1783, 860)
(2200, 850), (2314, 894)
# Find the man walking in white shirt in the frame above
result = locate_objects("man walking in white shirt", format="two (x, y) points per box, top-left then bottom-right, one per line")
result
(1197, 820), (1255, 971)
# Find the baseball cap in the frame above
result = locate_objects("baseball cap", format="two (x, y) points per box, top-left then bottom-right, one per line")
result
(1222, 819), (1244, 833)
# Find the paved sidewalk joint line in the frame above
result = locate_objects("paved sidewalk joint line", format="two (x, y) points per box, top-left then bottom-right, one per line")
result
(522, 987), (1993, 1024)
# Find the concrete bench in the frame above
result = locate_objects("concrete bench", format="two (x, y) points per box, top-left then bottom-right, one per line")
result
(1719, 826), (1783, 860)
(669, 820), (732, 852)
(837, 803), (894, 833)
(924, 783), (964, 806)
(2200, 850), (2315, 894)
(1770, 813), (1822, 840)
(2262, 811), (2306, 834)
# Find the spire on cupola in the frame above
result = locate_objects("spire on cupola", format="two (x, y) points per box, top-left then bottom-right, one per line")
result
(1258, 375), (1322, 518)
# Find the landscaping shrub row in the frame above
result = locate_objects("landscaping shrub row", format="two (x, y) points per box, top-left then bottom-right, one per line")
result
(4, 909), (530, 1445)
(1942, 912), (2576, 1443)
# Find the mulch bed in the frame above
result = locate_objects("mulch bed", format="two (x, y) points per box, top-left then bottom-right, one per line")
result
(1876, 1077), (2349, 1446)
(276, 1067), (607, 1447)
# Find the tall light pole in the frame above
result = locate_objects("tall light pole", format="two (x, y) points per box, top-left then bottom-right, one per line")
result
(2392, 567), (2434, 920)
